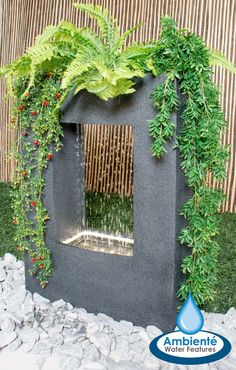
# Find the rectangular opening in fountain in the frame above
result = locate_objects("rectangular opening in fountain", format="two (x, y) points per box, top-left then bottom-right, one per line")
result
(63, 123), (134, 256)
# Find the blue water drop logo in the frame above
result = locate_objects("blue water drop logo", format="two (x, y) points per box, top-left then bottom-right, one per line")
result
(176, 292), (204, 334)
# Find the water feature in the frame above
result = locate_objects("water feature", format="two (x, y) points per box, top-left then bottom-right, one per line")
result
(63, 123), (134, 256)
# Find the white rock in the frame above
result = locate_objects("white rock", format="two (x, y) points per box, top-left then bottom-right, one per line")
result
(2, 311), (24, 324)
(64, 311), (78, 321)
(146, 325), (162, 339)
(5, 337), (22, 352)
(66, 302), (74, 310)
(0, 331), (17, 349)
(48, 333), (64, 346)
(109, 350), (132, 362)
(39, 327), (49, 340)
(78, 310), (96, 323)
(113, 320), (133, 336)
(97, 313), (114, 322)
(5, 272), (14, 283)
(14, 260), (24, 269)
(18, 327), (39, 343)
(0, 298), (7, 311)
(0, 317), (15, 331)
(111, 337), (116, 351)
(143, 353), (161, 369)
(33, 292), (50, 306)
(87, 322), (104, 337)
(224, 307), (236, 326)
(4, 253), (17, 266)
(0, 269), (6, 282)
(59, 356), (81, 370)
(0, 260), (6, 269)
(130, 340), (147, 354)
(21, 342), (35, 353)
(23, 291), (35, 314)
(32, 340), (53, 356)
(81, 339), (91, 350)
(83, 343), (100, 362)
(48, 324), (64, 336)
(130, 350), (146, 364)
(52, 299), (67, 309)
(2, 281), (12, 293)
(6, 286), (26, 311)
(128, 333), (142, 344)
(106, 359), (143, 370)
(54, 343), (83, 359)
(81, 362), (107, 370)
(90, 332), (112, 357)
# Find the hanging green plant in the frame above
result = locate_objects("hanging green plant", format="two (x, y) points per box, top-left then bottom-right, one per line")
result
(148, 17), (232, 305)
(1, 4), (235, 302)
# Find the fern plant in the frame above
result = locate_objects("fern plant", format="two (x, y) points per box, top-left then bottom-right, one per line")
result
(62, 3), (155, 100)
(1, 4), (155, 100)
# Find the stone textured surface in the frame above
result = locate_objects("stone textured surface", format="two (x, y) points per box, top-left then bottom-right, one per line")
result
(0, 254), (235, 370)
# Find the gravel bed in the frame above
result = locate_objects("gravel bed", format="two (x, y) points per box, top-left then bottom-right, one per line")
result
(0, 253), (235, 370)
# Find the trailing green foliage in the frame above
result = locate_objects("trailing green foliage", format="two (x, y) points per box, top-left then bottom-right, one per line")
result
(0, 4), (235, 302)
(10, 75), (63, 287)
(149, 17), (230, 305)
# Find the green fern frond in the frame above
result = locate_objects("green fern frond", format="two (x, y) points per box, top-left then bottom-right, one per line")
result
(79, 28), (106, 55)
(74, 3), (119, 51)
(209, 50), (236, 73)
(36, 21), (79, 45)
(117, 23), (144, 49)
(124, 43), (157, 60)
(61, 51), (91, 89)
(35, 25), (60, 44)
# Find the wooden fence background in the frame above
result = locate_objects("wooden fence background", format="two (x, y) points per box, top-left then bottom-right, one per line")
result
(0, 0), (235, 210)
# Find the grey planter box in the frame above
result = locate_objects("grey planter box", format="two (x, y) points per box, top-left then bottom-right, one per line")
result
(25, 74), (189, 332)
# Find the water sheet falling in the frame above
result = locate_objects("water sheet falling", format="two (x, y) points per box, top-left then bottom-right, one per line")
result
(64, 123), (134, 256)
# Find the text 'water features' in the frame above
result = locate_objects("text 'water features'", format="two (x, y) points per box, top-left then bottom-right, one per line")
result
(69, 123), (134, 256)
(176, 292), (204, 334)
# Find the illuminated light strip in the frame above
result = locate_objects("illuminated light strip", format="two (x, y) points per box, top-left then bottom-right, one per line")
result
(62, 230), (134, 245)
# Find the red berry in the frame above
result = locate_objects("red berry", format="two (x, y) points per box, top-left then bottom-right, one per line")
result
(18, 105), (24, 111)
(33, 140), (39, 146)
(37, 256), (43, 260)
(31, 111), (37, 116)
(31, 201), (36, 207)
(31, 258), (36, 263)
(39, 264), (45, 269)
(43, 100), (49, 107)
(47, 153), (53, 160)
(55, 92), (61, 99)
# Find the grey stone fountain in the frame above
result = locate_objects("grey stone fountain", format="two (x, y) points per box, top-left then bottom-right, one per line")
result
(25, 74), (189, 332)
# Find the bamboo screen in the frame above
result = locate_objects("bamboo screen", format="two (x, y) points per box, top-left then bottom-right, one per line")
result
(0, 0), (235, 210)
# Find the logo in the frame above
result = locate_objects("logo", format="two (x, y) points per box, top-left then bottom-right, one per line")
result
(149, 293), (231, 365)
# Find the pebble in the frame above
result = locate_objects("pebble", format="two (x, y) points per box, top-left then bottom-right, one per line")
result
(0, 331), (17, 348)
(90, 332), (112, 357)
(0, 253), (235, 370)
